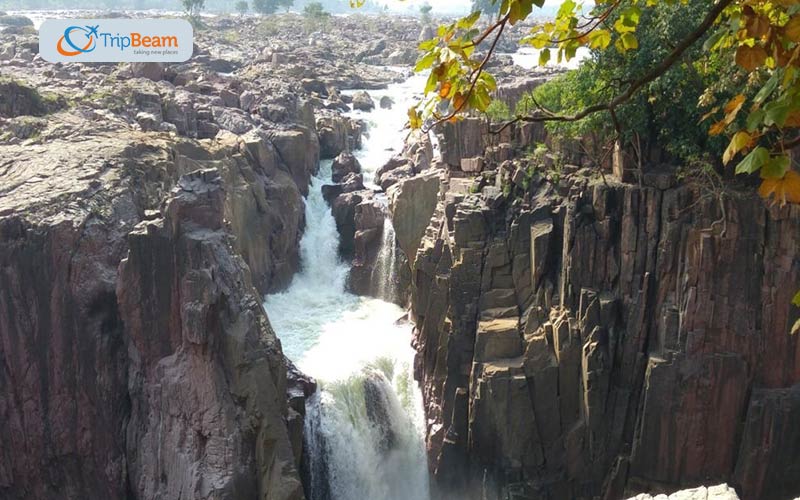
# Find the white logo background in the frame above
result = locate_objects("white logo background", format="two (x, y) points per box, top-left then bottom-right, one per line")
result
(39, 18), (193, 63)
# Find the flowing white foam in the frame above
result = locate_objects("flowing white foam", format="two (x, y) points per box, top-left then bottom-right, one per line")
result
(264, 78), (430, 500)
(374, 218), (399, 303)
(343, 71), (431, 187)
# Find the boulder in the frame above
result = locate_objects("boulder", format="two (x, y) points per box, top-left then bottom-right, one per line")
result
(270, 128), (320, 195)
(0, 15), (32, 27)
(380, 96), (394, 109)
(475, 318), (523, 361)
(0, 79), (55, 118)
(317, 114), (361, 159)
(627, 484), (740, 500)
(130, 62), (165, 82)
(352, 91), (375, 112)
(332, 151), (362, 183)
(119, 169), (304, 500)
(330, 190), (373, 258)
(461, 157), (484, 173)
(388, 171), (440, 265)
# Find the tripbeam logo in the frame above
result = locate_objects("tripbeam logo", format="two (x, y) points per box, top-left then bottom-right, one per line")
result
(40, 19), (193, 63)
(57, 25), (99, 56)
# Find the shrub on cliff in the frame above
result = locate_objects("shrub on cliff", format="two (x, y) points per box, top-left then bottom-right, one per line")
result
(405, 0), (800, 207)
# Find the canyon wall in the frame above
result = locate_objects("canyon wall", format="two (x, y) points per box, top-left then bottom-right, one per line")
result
(392, 121), (800, 500)
(0, 107), (319, 499)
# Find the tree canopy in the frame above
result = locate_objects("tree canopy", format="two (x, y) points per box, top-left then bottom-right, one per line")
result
(406, 0), (800, 206)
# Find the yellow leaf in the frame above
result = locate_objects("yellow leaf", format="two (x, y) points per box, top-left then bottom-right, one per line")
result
(724, 94), (746, 124)
(736, 45), (768, 71)
(408, 108), (422, 129)
(723, 131), (750, 165)
(724, 94), (745, 115)
(439, 82), (452, 99)
(453, 93), (466, 111)
(709, 120), (727, 136)
(759, 170), (800, 206)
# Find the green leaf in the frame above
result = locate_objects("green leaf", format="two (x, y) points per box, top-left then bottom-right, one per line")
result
(764, 100), (792, 127)
(734, 146), (769, 175)
(418, 39), (437, 51)
(424, 70), (438, 93)
(481, 72), (497, 91)
(703, 30), (725, 52)
(792, 291), (800, 307)
(539, 48), (550, 66)
(760, 155), (790, 179)
(588, 28), (612, 49)
(753, 72), (780, 105)
(457, 11), (481, 30)
(620, 32), (639, 50)
(415, 52), (438, 72)
(557, 0), (575, 17)
(722, 131), (750, 165)
(746, 109), (765, 132)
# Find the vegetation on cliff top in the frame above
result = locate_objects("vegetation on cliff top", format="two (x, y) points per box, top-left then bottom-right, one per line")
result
(405, 0), (800, 207)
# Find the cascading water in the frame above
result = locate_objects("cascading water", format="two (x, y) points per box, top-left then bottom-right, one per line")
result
(264, 71), (431, 500)
(374, 218), (398, 303)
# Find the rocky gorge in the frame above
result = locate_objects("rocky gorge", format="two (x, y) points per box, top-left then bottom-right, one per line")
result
(0, 8), (798, 500)
(386, 119), (800, 499)
(0, 12), (420, 500)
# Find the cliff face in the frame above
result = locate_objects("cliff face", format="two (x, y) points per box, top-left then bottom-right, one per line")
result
(397, 123), (800, 500)
(0, 116), (317, 499)
(119, 169), (303, 500)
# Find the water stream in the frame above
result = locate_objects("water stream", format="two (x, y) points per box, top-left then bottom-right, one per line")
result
(264, 72), (431, 500)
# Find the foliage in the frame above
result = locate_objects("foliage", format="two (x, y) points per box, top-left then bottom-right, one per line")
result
(304, 1), (330, 19)
(235, 0), (248, 14)
(181, 0), (205, 18)
(252, 0), (292, 15)
(472, 0), (501, 18)
(420, 3), (433, 24)
(406, 0), (800, 207)
(485, 99), (512, 121)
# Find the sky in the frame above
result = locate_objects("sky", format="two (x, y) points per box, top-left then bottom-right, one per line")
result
(377, 0), (562, 15)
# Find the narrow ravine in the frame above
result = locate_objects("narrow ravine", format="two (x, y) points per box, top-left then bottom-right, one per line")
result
(263, 71), (431, 500)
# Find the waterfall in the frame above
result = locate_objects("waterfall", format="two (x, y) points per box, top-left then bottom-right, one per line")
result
(264, 73), (432, 500)
(264, 160), (359, 362)
(374, 218), (398, 303)
(303, 363), (429, 500)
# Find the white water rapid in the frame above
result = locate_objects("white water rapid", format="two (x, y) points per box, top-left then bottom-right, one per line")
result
(264, 71), (431, 500)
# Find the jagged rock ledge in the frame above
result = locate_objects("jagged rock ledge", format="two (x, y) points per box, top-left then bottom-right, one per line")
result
(387, 118), (800, 500)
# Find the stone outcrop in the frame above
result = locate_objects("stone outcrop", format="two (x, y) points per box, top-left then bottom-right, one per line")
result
(627, 484), (740, 500)
(397, 126), (800, 499)
(0, 108), (312, 500)
(119, 169), (304, 500)
(0, 10), (434, 500)
(388, 171), (441, 268)
(316, 113), (363, 159)
(352, 90), (376, 111)
(332, 151), (362, 183)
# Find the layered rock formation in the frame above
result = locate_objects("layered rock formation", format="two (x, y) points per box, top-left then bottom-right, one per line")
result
(120, 169), (305, 500)
(0, 13), (356, 497)
(0, 116), (316, 498)
(393, 120), (800, 500)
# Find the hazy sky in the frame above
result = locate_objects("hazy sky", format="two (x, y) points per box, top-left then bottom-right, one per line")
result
(381, 0), (563, 15)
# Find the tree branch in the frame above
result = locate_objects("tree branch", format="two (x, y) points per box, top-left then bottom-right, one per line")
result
(511, 0), (734, 125)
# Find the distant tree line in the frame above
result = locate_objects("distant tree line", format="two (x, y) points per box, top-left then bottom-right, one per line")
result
(0, 0), (393, 14)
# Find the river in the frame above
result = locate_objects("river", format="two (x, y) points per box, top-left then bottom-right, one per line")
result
(263, 71), (432, 500)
